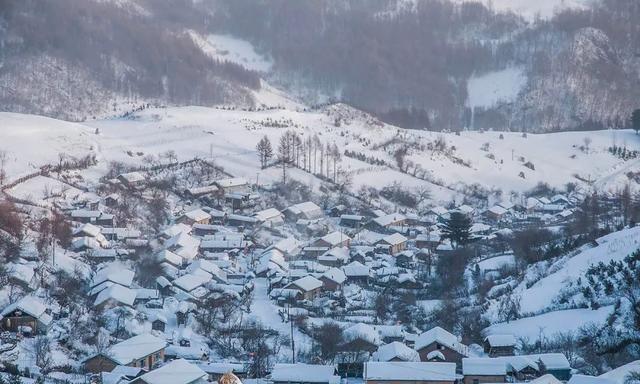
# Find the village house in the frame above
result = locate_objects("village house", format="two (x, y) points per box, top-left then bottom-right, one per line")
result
(178, 208), (211, 226)
(313, 231), (351, 249)
(271, 363), (340, 384)
(83, 333), (167, 374)
(498, 354), (571, 382)
(197, 362), (246, 383)
(285, 201), (324, 221)
(184, 184), (221, 199)
(70, 209), (103, 224)
(483, 334), (516, 357)
(284, 275), (324, 300)
(415, 327), (469, 365)
(485, 205), (508, 222)
(318, 246), (350, 267)
(416, 233), (441, 250)
(213, 177), (249, 194)
(93, 284), (137, 310)
(254, 207), (285, 227)
(375, 233), (408, 255)
(342, 323), (382, 353)
(462, 358), (507, 384)
(340, 214), (365, 228)
(320, 267), (347, 291)
(371, 341), (420, 362)
(130, 358), (207, 384)
(364, 362), (457, 384)
(150, 313), (167, 332)
(117, 171), (146, 188)
(0, 296), (52, 334)
(368, 213), (407, 232)
(342, 261), (372, 285)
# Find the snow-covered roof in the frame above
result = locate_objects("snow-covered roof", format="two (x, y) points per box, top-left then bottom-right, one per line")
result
(0, 296), (52, 326)
(271, 364), (339, 384)
(135, 358), (205, 384)
(182, 208), (211, 222)
(254, 208), (283, 221)
(318, 231), (351, 246)
(93, 284), (136, 307)
(373, 213), (406, 227)
(462, 358), (507, 376)
(271, 238), (301, 255)
(107, 334), (167, 365)
(342, 261), (371, 277)
(287, 201), (323, 215)
(288, 275), (323, 292)
(569, 375), (616, 384)
(527, 353), (571, 370)
(74, 222), (102, 237)
(173, 273), (212, 292)
(157, 250), (182, 266)
(166, 232), (200, 251)
(415, 327), (468, 356)
(118, 172), (145, 184)
(162, 223), (192, 238)
(599, 360), (640, 384)
(214, 177), (248, 188)
(530, 374), (564, 384)
(372, 342), (420, 362)
(343, 323), (382, 346)
(487, 205), (508, 215)
(364, 362), (456, 381)
(91, 264), (135, 288)
(484, 334), (516, 347)
(379, 233), (408, 246)
(322, 267), (347, 284)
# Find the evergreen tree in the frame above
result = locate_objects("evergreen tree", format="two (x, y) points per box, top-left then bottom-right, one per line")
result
(441, 211), (472, 247)
(633, 109), (640, 135)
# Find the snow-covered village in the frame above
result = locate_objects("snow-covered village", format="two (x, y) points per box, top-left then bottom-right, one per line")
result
(2, 1), (640, 384)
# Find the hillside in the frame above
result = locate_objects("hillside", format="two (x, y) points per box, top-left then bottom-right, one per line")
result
(1, 103), (639, 207)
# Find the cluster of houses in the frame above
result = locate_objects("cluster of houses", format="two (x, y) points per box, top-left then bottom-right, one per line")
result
(0, 168), (596, 384)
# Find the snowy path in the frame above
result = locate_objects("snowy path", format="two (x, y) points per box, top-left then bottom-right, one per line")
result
(250, 278), (311, 357)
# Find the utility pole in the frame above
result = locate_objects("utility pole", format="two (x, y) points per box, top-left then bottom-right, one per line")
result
(288, 303), (295, 363)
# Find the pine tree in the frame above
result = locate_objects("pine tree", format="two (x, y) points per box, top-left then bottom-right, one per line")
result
(440, 211), (472, 247)
(632, 109), (640, 135)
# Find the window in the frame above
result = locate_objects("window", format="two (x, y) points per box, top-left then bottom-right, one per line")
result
(473, 379), (479, 384)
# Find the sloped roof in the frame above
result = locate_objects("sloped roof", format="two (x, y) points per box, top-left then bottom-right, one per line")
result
(136, 358), (205, 384)
(0, 296), (52, 326)
(372, 342), (420, 362)
(463, 358), (507, 376)
(271, 364), (339, 384)
(322, 267), (347, 284)
(93, 284), (136, 307)
(364, 362), (456, 381)
(288, 275), (323, 292)
(415, 327), (468, 356)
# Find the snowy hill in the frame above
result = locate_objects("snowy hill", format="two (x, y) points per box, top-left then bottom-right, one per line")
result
(1, 103), (639, 206)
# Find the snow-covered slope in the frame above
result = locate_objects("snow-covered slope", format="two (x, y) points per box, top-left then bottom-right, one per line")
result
(485, 225), (640, 341)
(1, 105), (638, 203)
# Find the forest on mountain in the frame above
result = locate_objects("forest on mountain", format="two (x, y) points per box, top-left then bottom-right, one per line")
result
(1, 0), (639, 131)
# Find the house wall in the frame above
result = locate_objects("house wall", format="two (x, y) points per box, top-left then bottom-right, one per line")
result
(83, 355), (118, 374)
(320, 277), (341, 291)
(2, 314), (39, 333)
(366, 379), (454, 384)
(417, 342), (464, 365)
(463, 375), (506, 384)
